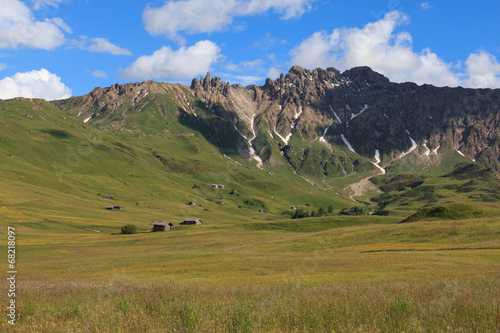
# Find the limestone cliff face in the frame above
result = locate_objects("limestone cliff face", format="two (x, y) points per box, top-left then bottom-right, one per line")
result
(52, 66), (500, 176)
(190, 66), (500, 174)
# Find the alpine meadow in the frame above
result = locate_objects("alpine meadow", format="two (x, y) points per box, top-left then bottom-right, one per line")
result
(3, 1), (500, 331)
(1, 65), (499, 332)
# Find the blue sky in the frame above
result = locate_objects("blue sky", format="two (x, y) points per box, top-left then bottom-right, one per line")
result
(1, 0), (500, 100)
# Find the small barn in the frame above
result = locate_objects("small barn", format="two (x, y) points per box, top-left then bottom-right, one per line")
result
(106, 205), (122, 210)
(180, 217), (203, 225)
(150, 220), (174, 232)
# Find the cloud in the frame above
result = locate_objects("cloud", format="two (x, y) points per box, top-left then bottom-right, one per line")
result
(121, 40), (221, 80)
(267, 67), (282, 80)
(143, 0), (314, 41)
(91, 70), (108, 79)
(0, 63), (8, 71)
(69, 36), (132, 55)
(48, 17), (72, 33)
(290, 11), (463, 87)
(32, 0), (65, 10)
(0, 68), (72, 100)
(464, 51), (500, 88)
(88, 37), (132, 56)
(221, 73), (265, 86)
(227, 59), (265, 72)
(421, 2), (432, 10)
(0, 0), (67, 50)
(289, 11), (500, 88)
(253, 33), (288, 50)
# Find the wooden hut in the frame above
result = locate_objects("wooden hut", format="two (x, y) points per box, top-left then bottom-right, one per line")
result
(150, 220), (174, 232)
(180, 217), (203, 225)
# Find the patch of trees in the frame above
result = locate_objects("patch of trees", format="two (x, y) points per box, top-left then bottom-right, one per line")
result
(291, 205), (369, 219)
(291, 205), (334, 219)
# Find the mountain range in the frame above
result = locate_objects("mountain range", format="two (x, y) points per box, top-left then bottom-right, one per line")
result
(1, 66), (499, 225)
(53, 66), (500, 180)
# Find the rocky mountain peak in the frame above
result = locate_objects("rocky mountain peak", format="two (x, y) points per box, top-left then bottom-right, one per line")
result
(189, 66), (500, 175)
(53, 65), (500, 177)
(342, 66), (390, 86)
(191, 72), (230, 94)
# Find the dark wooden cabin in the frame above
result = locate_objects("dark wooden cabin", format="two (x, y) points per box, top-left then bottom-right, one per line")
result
(150, 220), (174, 232)
(180, 217), (203, 225)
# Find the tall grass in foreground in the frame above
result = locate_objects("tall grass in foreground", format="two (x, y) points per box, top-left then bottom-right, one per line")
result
(2, 276), (498, 332)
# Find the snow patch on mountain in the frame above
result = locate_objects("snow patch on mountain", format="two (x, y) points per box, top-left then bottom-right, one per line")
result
(432, 144), (440, 155)
(350, 104), (369, 120)
(372, 149), (385, 174)
(341, 134), (356, 153)
(422, 140), (431, 156)
(400, 130), (417, 157)
(248, 114), (263, 168)
(329, 105), (342, 124)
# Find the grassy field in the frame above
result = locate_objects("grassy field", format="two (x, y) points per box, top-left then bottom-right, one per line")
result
(4, 276), (499, 332)
(1, 98), (499, 332)
(1, 216), (499, 332)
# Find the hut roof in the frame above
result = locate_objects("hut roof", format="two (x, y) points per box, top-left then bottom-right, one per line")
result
(183, 217), (201, 222)
(150, 220), (173, 226)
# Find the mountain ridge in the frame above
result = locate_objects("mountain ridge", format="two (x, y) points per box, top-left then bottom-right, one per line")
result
(51, 65), (500, 178)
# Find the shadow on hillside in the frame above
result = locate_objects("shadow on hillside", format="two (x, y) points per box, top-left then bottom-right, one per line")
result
(176, 103), (242, 157)
(41, 129), (74, 139)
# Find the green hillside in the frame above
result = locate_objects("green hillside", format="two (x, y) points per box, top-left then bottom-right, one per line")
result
(0, 97), (357, 231)
(1, 97), (499, 332)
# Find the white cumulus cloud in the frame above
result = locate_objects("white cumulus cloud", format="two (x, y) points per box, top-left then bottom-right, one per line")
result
(0, 0), (67, 50)
(143, 0), (314, 41)
(464, 51), (500, 88)
(0, 68), (72, 100)
(121, 40), (221, 80)
(91, 70), (108, 79)
(88, 37), (132, 56)
(289, 11), (500, 88)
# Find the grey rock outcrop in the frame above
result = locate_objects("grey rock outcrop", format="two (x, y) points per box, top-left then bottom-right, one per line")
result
(190, 66), (500, 175)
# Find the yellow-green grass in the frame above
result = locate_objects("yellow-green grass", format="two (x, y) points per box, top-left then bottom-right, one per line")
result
(6, 216), (499, 284)
(1, 217), (499, 332)
(2, 277), (498, 333)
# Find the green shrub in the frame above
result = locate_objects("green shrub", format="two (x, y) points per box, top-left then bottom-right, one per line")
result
(121, 224), (137, 234)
